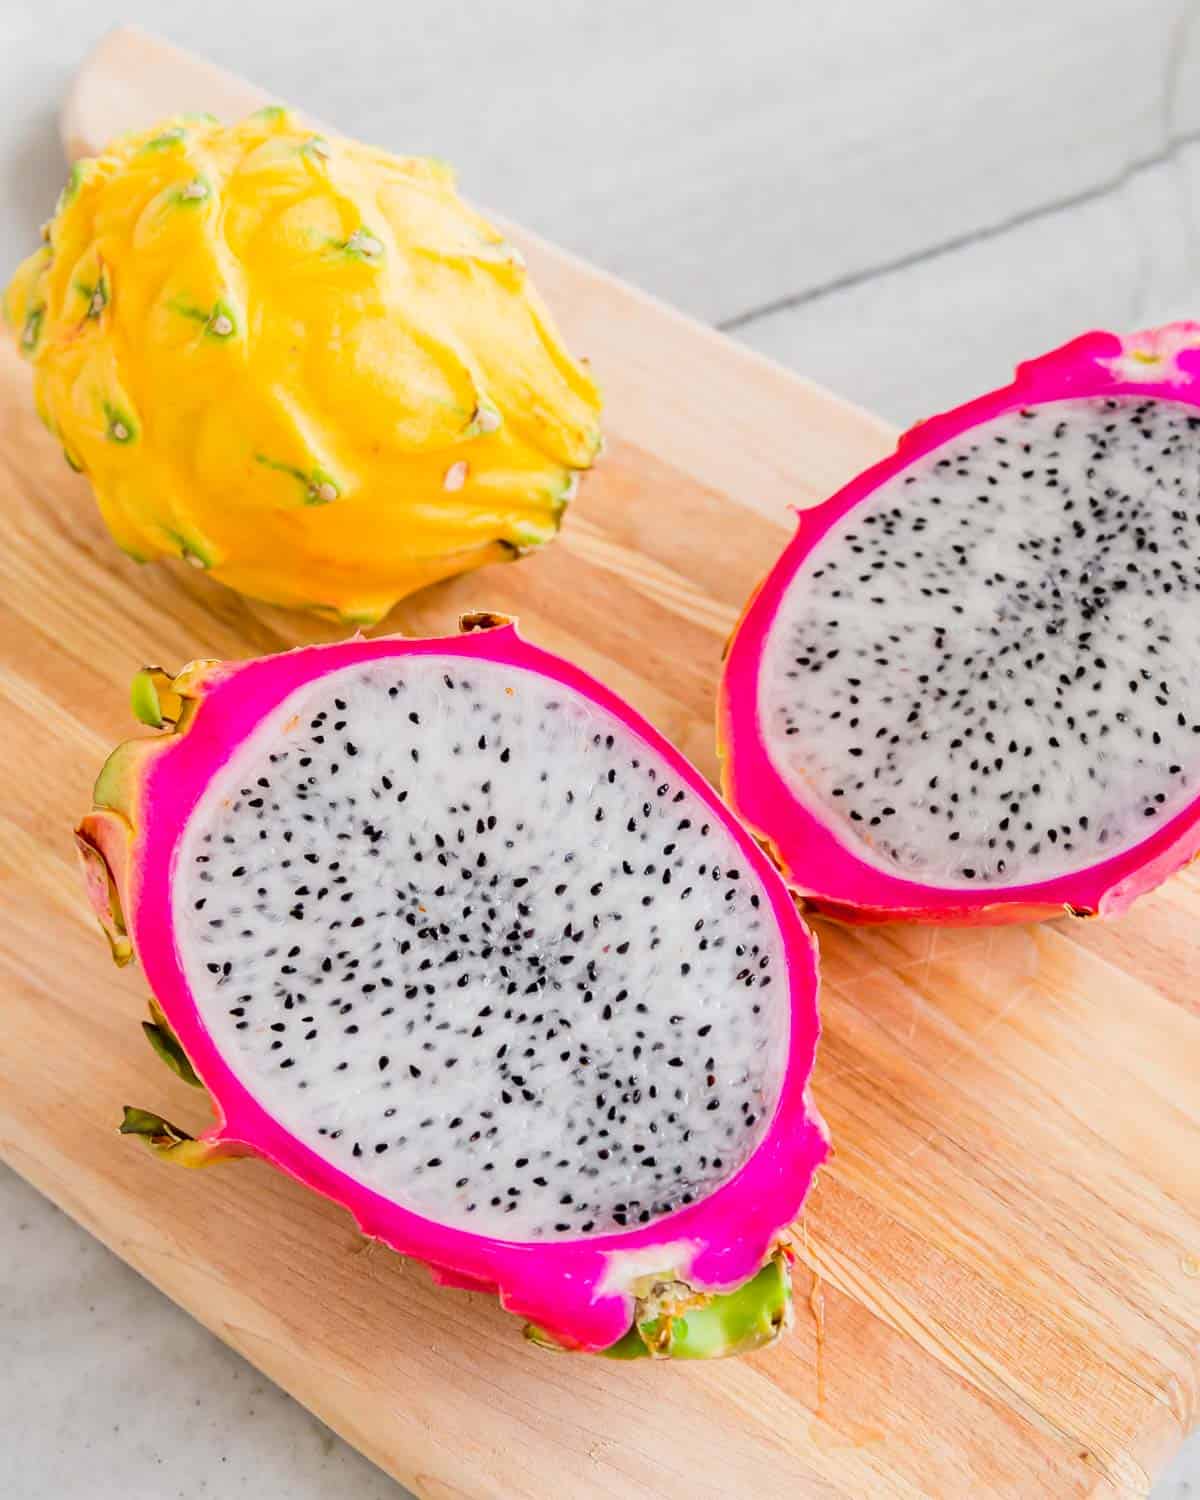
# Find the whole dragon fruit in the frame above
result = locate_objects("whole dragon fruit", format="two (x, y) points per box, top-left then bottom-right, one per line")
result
(5, 109), (601, 623)
(721, 325), (1200, 923)
(77, 615), (827, 1356)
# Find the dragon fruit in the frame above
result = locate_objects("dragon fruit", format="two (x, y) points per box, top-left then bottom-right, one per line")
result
(77, 615), (827, 1356)
(720, 325), (1200, 924)
(5, 110), (601, 623)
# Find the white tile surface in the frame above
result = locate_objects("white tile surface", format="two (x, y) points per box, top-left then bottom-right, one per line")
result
(1, 0), (1197, 1494)
(0, 1166), (402, 1499)
(1160, 1439), (1200, 1500)
(2, 0), (1200, 326)
(733, 142), (1200, 424)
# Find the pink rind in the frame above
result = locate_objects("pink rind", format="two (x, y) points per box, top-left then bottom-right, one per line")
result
(97, 622), (828, 1351)
(720, 324), (1200, 925)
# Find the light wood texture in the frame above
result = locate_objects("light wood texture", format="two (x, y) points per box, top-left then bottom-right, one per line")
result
(0, 24), (1195, 1500)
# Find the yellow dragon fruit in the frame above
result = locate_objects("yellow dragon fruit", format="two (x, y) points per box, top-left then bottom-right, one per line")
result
(4, 108), (602, 622)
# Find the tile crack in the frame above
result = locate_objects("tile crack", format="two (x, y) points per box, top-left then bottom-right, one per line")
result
(719, 119), (1200, 334)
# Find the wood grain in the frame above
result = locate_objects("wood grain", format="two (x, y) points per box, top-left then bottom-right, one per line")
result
(0, 25), (1195, 1500)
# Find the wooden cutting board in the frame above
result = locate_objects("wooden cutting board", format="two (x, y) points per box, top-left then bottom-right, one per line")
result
(1, 26), (1197, 1499)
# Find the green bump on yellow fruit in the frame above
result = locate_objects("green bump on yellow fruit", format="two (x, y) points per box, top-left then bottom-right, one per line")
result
(20, 305), (44, 352)
(341, 226), (385, 261)
(170, 297), (238, 339)
(168, 298), (204, 323)
(255, 454), (341, 505)
(57, 160), (90, 210)
(142, 126), (187, 152)
(466, 401), (503, 437)
(104, 403), (136, 444)
(307, 471), (340, 504)
(205, 301), (237, 338)
(173, 176), (211, 206)
(165, 529), (219, 569)
(4, 110), (603, 620)
(77, 276), (108, 319)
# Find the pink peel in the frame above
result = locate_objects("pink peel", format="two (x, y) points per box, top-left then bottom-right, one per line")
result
(720, 324), (1200, 925)
(80, 616), (828, 1353)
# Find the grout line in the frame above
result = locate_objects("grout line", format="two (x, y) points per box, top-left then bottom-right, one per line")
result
(717, 122), (1200, 334)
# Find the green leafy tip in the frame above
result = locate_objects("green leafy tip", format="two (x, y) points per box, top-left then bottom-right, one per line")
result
(117, 1106), (228, 1169)
(142, 1000), (202, 1087)
(302, 135), (332, 161)
(252, 105), (289, 125)
(119, 1105), (192, 1142)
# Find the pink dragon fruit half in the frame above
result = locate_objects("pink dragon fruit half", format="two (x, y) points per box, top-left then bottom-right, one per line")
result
(721, 325), (1200, 924)
(77, 615), (827, 1357)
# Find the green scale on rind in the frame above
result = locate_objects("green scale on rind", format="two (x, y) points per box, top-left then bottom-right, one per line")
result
(142, 998), (203, 1087)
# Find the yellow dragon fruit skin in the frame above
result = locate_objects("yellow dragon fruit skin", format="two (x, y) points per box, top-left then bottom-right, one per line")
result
(4, 109), (602, 623)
